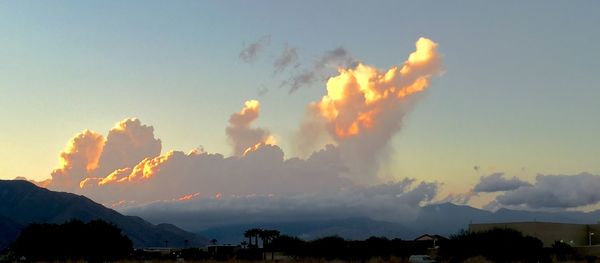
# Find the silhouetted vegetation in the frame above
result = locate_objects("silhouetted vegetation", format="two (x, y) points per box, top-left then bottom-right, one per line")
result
(439, 228), (545, 262)
(551, 240), (579, 262)
(11, 219), (132, 262)
(4, 222), (593, 262)
(256, 233), (433, 261)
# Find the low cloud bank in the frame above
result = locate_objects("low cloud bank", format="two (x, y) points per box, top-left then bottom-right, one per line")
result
(496, 173), (600, 209)
(473, 173), (531, 193)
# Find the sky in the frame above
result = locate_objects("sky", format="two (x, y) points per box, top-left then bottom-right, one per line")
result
(1, 1), (600, 212)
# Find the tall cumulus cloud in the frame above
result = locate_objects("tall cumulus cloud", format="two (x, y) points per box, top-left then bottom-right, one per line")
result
(298, 37), (443, 184)
(35, 37), (446, 223)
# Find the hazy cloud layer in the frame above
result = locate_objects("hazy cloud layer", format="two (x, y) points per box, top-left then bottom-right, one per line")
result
(473, 173), (531, 193)
(239, 35), (271, 63)
(438, 191), (476, 205)
(123, 178), (438, 229)
(496, 173), (600, 209)
(273, 44), (299, 74)
(281, 47), (358, 93)
(80, 144), (354, 205)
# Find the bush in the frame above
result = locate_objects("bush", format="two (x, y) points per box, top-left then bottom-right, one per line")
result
(11, 219), (132, 261)
(439, 228), (544, 263)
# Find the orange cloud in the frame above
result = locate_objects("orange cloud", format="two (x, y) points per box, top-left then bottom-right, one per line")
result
(226, 100), (276, 156)
(49, 130), (105, 191)
(314, 37), (441, 139)
(47, 118), (162, 192)
(37, 38), (443, 206)
(177, 192), (201, 201)
(296, 37), (443, 184)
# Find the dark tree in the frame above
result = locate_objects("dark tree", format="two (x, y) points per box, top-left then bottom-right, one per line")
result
(11, 219), (132, 262)
(551, 240), (578, 261)
(439, 228), (545, 263)
(244, 228), (262, 248)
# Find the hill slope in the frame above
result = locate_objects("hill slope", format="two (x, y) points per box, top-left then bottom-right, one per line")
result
(198, 217), (417, 244)
(0, 180), (207, 248)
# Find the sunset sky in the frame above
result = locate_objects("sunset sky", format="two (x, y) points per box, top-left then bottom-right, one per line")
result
(1, 1), (599, 210)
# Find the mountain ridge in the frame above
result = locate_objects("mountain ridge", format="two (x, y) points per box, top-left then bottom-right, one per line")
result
(0, 180), (207, 248)
(130, 202), (600, 243)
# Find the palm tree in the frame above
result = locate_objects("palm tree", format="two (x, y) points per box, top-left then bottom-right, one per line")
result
(258, 229), (281, 260)
(240, 240), (248, 248)
(244, 230), (253, 247)
(244, 228), (262, 248)
(210, 239), (218, 246)
(264, 230), (280, 260)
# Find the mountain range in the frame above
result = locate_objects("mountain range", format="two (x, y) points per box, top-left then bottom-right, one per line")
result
(131, 202), (600, 244)
(0, 180), (207, 248)
(4, 179), (600, 247)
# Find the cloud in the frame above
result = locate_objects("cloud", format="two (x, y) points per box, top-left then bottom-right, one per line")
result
(225, 100), (275, 156)
(281, 47), (358, 93)
(438, 191), (477, 205)
(49, 130), (105, 191)
(47, 119), (162, 193)
(37, 37), (444, 225)
(239, 35), (271, 63)
(473, 173), (531, 193)
(496, 173), (600, 209)
(95, 118), (162, 176)
(123, 178), (438, 229)
(80, 144), (353, 205)
(273, 44), (299, 74)
(298, 37), (443, 184)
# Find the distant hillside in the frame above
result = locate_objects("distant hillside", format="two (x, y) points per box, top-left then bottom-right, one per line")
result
(129, 202), (600, 243)
(0, 180), (207, 248)
(198, 217), (417, 244)
(410, 203), (600, 236)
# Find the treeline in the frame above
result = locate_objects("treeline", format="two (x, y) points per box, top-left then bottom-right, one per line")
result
(163, 235), (434, 261)
(270, 235), (433, 261)
(2, 221), (588, 262)
(439, 228), (582, 263)
(235, 228), (583, 262)
(8, 219), (132, 262)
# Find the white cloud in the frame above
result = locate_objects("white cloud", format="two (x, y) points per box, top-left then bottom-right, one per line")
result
(473, 173), (531, 193)
(497, 173), (600, 209)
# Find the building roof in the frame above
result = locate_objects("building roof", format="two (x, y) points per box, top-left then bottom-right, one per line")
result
(414, 234), (447, 241)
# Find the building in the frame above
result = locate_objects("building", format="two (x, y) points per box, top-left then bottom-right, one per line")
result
(414, 234), (447, 242)
(469, 221), (600, 247)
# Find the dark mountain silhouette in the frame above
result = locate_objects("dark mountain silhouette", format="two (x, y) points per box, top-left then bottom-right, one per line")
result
(0, 215), (22, 248)
(411, 203), (600, 236)
(410, 202), (496, 235)
(0, 180), (207, 248)
(199, 217), (417, 244)
(134, 202), (600, 243)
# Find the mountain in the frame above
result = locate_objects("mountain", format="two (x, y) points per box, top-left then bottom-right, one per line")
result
(129, 202), (600, 243)
(409, 202), (496, 236)
(408, 203), (600, 237)
(198, 217), (418, 244)
(0, 180), (207, 248)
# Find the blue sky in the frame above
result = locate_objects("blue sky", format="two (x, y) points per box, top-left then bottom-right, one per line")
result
(1, 1), (599, 198)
